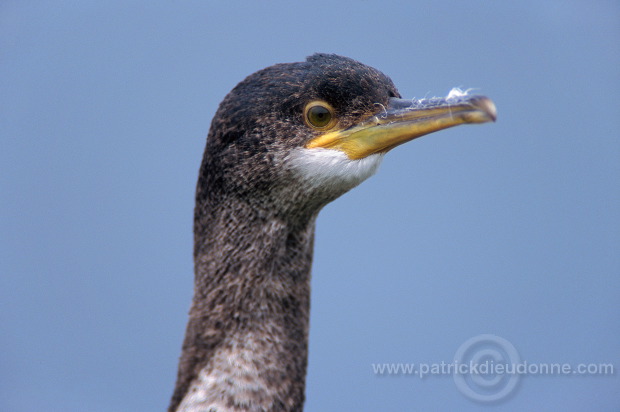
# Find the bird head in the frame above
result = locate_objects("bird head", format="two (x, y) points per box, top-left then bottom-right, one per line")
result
(198, 53), (496, 220)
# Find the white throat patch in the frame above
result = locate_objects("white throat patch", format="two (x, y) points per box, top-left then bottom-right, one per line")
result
(286, 147), (384, 193)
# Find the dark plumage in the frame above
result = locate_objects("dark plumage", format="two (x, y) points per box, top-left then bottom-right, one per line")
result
(170, 53), (495, 412)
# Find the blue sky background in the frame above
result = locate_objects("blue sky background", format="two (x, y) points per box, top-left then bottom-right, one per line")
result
(1, 1), (619, 411)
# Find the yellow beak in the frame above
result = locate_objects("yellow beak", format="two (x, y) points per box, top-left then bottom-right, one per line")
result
(306, 94), (497, 160)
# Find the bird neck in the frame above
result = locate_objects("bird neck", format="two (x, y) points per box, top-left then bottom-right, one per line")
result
(172, 194), (316, 412)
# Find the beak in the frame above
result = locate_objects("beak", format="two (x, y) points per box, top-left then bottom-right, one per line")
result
(305, 92), (497, 160)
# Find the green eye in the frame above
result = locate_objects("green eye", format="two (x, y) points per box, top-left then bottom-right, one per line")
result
(305, 101), (336, 129)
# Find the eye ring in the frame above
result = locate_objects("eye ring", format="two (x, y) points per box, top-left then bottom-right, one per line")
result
(304, 101), (337, 130)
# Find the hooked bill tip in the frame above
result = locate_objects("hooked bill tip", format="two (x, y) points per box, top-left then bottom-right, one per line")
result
(471, 96), (497, 122)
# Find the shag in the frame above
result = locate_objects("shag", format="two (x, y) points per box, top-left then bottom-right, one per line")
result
(169, 53), (496, 412)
